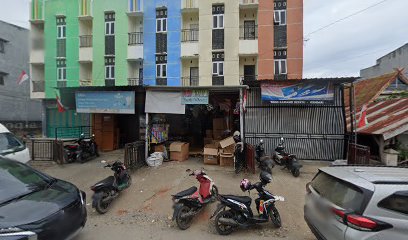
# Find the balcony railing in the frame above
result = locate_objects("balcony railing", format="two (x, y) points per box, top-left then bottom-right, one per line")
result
(182, 0), (198, 9)
(240, 0), (259, 4)
(240, 75), (258, 83)
(212, 76), (224, 86)
(239, 25), (258, 40)
(32, 80), (45, 92)
(181, 76), (199, 86)
(32, 37), (44, 50)
(79, 79), (92, 86)
(79, 35), (92, 47)
(128, 32), (143, 45)
(128, 77), (143, 86)
(57, 80), (67, 88)
(181, 29), (199, 42)
(105, 79), (115, 86)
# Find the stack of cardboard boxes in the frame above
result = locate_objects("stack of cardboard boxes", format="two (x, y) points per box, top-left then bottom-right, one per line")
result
(203, 136), (235, 167)
(169, 142), (190, 161)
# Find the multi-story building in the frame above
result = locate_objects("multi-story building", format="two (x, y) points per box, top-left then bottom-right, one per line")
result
(30, 0), (303, 137)
(0, 20), (42, 134)
(360, 43), (408, 79)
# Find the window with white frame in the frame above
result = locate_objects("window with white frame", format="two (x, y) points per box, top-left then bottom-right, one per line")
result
(57, 25), (66, 39)
(274, 59), (287, 75)
(156, 64), (167, 78)
(105, 21), (115, 35)
(105, 65), (115, 80)
(274, 10), (286, 25)
(156, 18), (167, 33)
(57, 67), (66, 81)
(212, 62), (224, 76)
(213, 14), (224, 29)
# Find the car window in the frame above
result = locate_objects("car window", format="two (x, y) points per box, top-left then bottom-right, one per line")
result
(0, 159), (49, 204)
(378, 191), (408, 215)
(0, 133), (24, 153)
(311, 171), (365, 212)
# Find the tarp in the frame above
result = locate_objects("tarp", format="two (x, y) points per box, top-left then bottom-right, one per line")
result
(145, 91), (185, 114)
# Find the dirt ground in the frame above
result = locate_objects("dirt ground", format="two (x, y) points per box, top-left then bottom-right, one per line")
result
(31, 151), (328, 240)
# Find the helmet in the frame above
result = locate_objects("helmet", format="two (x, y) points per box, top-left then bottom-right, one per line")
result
(233, 131), (241, 143)
(233, 131), (240, 137)
(240, 179), (251, 192)
(260, 171), (272, 184)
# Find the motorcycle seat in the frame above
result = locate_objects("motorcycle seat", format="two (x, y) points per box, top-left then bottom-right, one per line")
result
(93, 176), (115, 189)
(173, 186), (197, 198)
(223, 195), (252, 206)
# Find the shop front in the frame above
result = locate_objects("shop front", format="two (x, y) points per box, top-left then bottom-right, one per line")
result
(60, 86), (145, 151)
(144, 86), (247, 166)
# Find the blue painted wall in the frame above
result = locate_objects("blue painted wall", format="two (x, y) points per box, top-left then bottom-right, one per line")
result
(143, 0), (181, 86)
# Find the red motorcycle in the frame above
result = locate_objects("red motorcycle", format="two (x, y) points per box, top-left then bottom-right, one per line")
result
(172, 169), (218, 230)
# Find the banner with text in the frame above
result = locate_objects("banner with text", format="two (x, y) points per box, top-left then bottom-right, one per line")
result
(76, 91), (135, 114)
(181, 90), (209, 105)
(261, 82), (334, 105)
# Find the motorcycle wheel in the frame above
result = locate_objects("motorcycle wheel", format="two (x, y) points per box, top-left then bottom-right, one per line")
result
(175, 205), (193, 230)
(210, 185), (219, 202)
(215, 210), (235, 235)
(273, 155), (283, 166)
(269, 205), (282, 228)
(291, 168), (300, 178)
(95, 191), (111, 214)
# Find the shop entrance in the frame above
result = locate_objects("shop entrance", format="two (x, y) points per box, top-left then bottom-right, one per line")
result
(93, 113), (141, 151)
(148, 92), (241, 155)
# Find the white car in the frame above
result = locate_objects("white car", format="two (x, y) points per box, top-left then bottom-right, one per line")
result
(0, 124), (30, 163)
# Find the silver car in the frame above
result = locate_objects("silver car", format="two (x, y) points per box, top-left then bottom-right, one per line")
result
(304, 166), (408, 240)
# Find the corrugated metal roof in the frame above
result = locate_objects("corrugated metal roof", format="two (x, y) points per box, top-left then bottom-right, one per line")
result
(345, 70), (408, 139)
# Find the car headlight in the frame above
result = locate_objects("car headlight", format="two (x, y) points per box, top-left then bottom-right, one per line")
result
(0, 227), (37, 239)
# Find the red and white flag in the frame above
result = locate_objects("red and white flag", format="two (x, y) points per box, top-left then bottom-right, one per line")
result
(242, 89), (247, 113)
(55, 92), (66, 113)
(358, 104), (368, 128)
(17, 70), (29, 85)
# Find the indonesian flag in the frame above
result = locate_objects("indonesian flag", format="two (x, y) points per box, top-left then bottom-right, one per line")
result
(242, 89), (247, 113)
(55, 92), (66, 113)
(358, 104), (368, 128)
(17, 70), (29, 85)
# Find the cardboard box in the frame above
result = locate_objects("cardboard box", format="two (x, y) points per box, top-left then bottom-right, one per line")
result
(204, 137), (213, 145)
(219, 137), (235, 149)
(213, 118), (225, 130)
(220, 153), (234, 167)
(154, 144), (165, 153)
(169, 142), (189, 161)
(206, 130), (213, 138)
(222, 144), (236, 154)
(204, 144), (219, 165)
(213, 130), (223, 140)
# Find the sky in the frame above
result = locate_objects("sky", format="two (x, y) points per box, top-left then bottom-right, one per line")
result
(1, 0), (407, 78)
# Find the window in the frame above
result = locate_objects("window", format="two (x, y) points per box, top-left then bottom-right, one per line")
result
(156, 64), (167, 78)
(57, 67), (66, 81)
(274, 59), (287, 75)
(57, 25), (66, 39)
(105, 65), (115, 80)
(274, 10), (287, 25)
(105, 22), (115, 35)
(0, 39), (6, 53)
(311, 172), (366, 213)
(156, 18), (167, 33)
(213, 14), (224, 29)
(378, 191), (408, 215)
(212, 62), (224, 76)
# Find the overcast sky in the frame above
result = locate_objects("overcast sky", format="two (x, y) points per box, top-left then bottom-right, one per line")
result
(1, 0), (407, 78)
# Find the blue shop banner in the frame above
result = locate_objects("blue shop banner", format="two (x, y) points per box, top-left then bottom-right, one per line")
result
(76, 91), (135, 114)
(261, 82), (334, 105)
(181, 90), (209, 105)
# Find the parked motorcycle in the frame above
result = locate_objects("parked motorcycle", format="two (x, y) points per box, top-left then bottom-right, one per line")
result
(91, 160), (131, 214)
(64, 133), (99, 163)
(273, 137), (302, 177)
(172, 169), (218, 230)
(211, 171), (284, 235)
(255, 139), (274, 174)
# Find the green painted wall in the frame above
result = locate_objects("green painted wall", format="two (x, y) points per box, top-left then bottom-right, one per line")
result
(44, 0), (80, 99)
(92, 0), (129, 86)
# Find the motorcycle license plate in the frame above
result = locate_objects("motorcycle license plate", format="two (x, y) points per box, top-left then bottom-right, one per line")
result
(274, 196), (285, 202)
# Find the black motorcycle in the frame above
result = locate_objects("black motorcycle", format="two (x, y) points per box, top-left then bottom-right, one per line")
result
(64, 134), (99, 163)
(273, 137), (302, 177)
(91, 161), (131, 214)
(211, 172), (284, 235)
(255, 139), (274, 174)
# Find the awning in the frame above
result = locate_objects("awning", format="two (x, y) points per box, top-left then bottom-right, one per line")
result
(145, 90), (185, 114)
